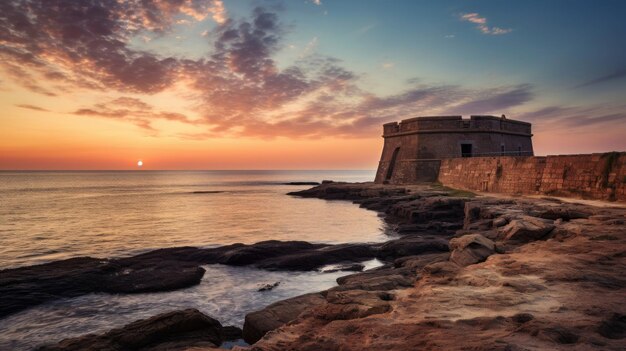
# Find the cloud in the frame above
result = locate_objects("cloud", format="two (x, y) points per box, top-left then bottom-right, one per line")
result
(0, 0), (227, 95)
(73, 97), (196, 131)
(15, 104), (50, 112)
(209, 0), (227, 24)
(300, 37), (319, 57)
(311, 0), (322, 5)
(517, 104), (626, 132)
(1, 2), (536, 139)
(575, 69), (626, 88)
(450, 84), (533, 113)
(460, 13), (512, 35)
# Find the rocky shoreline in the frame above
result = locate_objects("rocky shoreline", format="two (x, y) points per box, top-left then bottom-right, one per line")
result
(2, 181), (625, 350)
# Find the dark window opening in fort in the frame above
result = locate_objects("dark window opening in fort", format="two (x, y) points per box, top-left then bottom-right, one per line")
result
(461, 143), (473, 157)
(386, 147), (400, 181)
(518, 145), (522, 156)
(501, 144), (505, 156)
(461, 121), (470, 128)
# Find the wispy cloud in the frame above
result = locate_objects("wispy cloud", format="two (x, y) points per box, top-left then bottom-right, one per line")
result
(356, 23), (377, 35)
(73, 97), (197, 132)
(300, 37), (319, 58)
(311, 0), (322, 5)
(517, 104), (626, 131)
(575, 69), (626, 88)
(460, 13), (512, 35)
(15, 104), (50, 112)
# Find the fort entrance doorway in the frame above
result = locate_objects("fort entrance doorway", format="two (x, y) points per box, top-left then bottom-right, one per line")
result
(461, 143), (473, 157)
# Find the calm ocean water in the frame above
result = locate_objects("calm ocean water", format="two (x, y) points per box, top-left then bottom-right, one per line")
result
(0, 170), (392, 350)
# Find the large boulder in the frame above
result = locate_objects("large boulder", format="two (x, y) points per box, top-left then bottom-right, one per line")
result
(449, 234), (496, 266)
(100, 263), (205, 293)
(0, 257), (106, 318)
(500, 216), (555, 243)
(242, 292), (326, 344)
(37, 309), (241, 351)
(215, 240), (326, 266)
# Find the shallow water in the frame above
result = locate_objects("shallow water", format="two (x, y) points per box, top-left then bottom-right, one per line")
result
(0, 260), (383, 350)
(0, 170), (390, 269)
(0, 170), (392, 350)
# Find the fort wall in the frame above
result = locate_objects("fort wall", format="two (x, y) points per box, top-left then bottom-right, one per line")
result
(437, 152), (626, 202)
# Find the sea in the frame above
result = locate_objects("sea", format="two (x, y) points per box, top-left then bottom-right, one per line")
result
(0, 170), (394, 350)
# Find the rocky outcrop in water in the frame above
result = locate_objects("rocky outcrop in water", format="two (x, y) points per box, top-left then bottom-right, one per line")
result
(36, 309), (241, 351)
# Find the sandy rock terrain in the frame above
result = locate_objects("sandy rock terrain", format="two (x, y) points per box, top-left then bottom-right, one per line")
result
(237, 183), (626, 350)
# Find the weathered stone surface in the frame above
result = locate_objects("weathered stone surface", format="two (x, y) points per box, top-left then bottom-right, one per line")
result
(449, 234), (496, 266)
(0, 257), (106, 318)
(320, 262), (364, 273)
(314, 290), (392, 321)
(100, 264), (206, 294)
(597, 313), (626, 339)
(393, 252), (449, 271)
(36, 309), (241, 351)
(255, 243), (376, 271)
(334, 266), (415, 291)
(388, 196), (467, 224)
(242, 293), (326, 344)
(438, 153), (626, 202)
(241, 183), (626, 351)
(537, 208), (590, 221)
(493, 217), (508, 227)
(287, 182), (408, 201)
(376, 235), (449, 259)
(500, 216), (555, 242)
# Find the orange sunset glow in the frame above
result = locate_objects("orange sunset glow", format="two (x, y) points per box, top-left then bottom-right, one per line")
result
(1, 0), (625, 170)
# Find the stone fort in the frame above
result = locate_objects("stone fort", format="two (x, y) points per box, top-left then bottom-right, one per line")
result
(374, 115), (626, 202)
(375, 115), (533, 184)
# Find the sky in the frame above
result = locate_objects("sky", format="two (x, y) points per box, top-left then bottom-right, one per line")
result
(1, 0), (625, 170)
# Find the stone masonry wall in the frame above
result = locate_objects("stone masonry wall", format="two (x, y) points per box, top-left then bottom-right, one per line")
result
(438, 152), (626, 202)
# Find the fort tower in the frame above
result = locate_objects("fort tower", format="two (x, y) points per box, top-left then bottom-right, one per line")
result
(374, 115), (533, 184)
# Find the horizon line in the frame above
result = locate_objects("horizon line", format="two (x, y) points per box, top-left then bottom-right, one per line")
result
(0, 169), (378, 172)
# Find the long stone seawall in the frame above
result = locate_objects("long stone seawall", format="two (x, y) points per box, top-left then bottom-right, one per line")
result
(438, 152), (626, 202)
